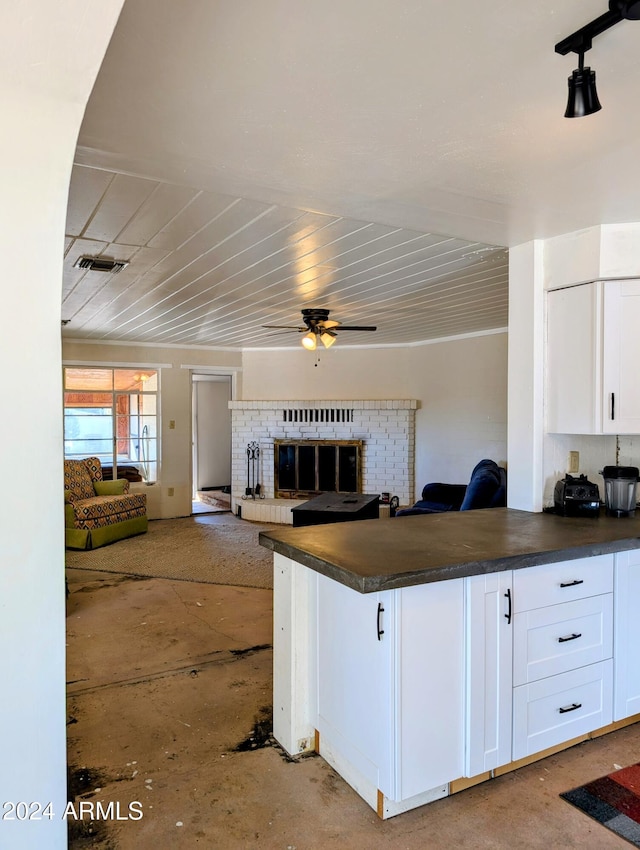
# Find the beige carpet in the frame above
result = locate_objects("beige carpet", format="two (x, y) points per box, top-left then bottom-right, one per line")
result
(65, 514), (279, 589)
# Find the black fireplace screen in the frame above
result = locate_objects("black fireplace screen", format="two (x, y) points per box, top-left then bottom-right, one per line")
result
(274, 440), (362, 498)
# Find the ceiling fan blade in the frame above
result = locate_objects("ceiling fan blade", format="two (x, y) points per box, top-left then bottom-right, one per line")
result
(335, 325), (377, 332)
(262, 325), (306, 330)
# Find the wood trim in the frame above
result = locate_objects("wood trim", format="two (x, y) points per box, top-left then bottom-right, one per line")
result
(590, 712), (640, 737)
(449, 771), (492, 794)
(377, 789), (384, 819)
(314, 728), (320, 753)
(450, 714), (640, 793)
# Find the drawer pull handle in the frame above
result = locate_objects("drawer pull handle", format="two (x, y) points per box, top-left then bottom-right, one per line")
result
(558, 702), (582, 714)
(377, 602), (384, 641)
(560, 579), (584, 588)
(558, 632), (582, 643)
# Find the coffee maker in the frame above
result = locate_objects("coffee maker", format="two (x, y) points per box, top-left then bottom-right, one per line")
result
(599, 466), (640, 517)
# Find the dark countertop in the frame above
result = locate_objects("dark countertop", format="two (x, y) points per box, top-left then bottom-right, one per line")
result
(258, 507), (640, 593)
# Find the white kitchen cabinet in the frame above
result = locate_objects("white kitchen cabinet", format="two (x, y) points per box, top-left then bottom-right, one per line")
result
(614, 549), (640, 720)
(513, 661), (613, 760)
(464, 571), (513, 777)
(396, 580), (465, 801)
(512, 554), (613, 610)
(316, 573), (464, 817)
(465, 555), (615, 776)
(276, 546), (628, 817)
(316, 576), (395, 799)
(512, 594), (613, 685)
(511, 555), (614, 760)
(546, 279), (640, 434)
(602, 280), (640, 433)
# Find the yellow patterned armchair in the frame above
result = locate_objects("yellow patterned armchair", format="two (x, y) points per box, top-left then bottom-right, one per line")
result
(64, 457), (148, 550)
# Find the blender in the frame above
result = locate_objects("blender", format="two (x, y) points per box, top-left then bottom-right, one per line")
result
(599, 466), (640, 517)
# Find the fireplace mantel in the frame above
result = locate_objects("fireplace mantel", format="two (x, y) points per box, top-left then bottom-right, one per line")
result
(229, 400), (417, 523)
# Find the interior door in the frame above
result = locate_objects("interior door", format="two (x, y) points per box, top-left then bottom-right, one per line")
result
(192, 375), (232, 493)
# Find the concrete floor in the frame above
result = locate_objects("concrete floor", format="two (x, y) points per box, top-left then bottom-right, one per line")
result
(66, 566), (638, 850)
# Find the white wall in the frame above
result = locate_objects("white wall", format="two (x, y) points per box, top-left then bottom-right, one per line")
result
(507, 241), (545, 511)
(62, 341), (242, 518)
(242, 336), (508, 501)
(410, 332), (507, 494)
(0, 4), (125, 849)
(242, 345), (412, 400)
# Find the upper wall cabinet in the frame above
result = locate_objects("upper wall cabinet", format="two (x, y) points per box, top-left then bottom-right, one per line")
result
(547, 280), (640, 434)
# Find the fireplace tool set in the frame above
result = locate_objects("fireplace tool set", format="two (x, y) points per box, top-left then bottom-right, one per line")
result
(243, 441), (265, 500)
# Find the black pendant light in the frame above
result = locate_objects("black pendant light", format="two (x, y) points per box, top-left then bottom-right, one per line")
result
(564, 53), (602, 118)
(556, 0), (640, 117)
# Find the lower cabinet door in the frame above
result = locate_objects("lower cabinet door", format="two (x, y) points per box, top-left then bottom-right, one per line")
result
(316, 574), (395, 797)
(464, 571), (513, 776)
(512, 660), (613, 761)
(614, 550), (640, 720)
(396, 579), (464, 800)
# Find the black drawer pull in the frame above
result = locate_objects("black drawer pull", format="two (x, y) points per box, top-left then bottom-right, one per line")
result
(558, 632), (582, 643)
(560, 579), (584, 588)
(377, 602), (384, 641)
(504, 588), (512, 625)
(558, 702), (582, 714)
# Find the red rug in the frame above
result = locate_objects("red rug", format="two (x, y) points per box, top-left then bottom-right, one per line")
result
(561, 762), (640, 847)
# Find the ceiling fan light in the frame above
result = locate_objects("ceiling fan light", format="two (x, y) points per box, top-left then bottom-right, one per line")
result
(301, 331), (317, 351)
(320, 331), (337, 349)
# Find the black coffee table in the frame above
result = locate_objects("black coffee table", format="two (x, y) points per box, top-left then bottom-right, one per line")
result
(291, 493), (380, 527)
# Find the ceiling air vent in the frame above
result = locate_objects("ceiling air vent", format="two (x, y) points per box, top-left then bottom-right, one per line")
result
(74, 255), (129, 273)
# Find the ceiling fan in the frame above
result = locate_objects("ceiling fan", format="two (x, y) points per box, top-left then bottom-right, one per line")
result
(263, 308), (377, 350)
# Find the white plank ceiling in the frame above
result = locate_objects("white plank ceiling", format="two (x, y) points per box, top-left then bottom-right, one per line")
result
(63, 0), (640, 349)
(62, 165), (508, 348)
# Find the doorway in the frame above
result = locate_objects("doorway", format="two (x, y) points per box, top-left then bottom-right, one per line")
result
(191, 374), (232, 514)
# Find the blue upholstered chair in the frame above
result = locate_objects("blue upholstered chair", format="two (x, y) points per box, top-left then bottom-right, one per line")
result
(395, 459), (507, 517)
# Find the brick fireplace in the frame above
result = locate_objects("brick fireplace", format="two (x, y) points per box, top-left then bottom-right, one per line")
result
(229, 399), (417, 523)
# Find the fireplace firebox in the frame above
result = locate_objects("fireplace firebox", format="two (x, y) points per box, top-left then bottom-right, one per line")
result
(274, 439), (362, 499)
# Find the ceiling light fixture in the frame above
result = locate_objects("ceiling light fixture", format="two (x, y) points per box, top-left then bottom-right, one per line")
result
(301, 327), (339, 350)
(555, 0), (640, 117)
(301, 331), (317, 351)
(320, 330), (337, 349)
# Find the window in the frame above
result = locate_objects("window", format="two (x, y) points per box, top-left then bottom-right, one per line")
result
(63, 367), (158, 482)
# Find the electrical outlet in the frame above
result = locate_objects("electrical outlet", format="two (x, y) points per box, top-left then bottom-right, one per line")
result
(568, 451), (580, 474)
(169, 420), (176, 430)
(167, 487), (174, 497)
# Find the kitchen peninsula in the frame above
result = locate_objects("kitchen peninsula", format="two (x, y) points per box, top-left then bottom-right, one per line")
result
(259, 507), (640, 818)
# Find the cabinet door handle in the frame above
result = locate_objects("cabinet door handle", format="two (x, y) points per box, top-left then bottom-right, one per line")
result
(558, 632), (582, 643)
(560, 579), (584, 588)
(558, 702), (582, 714)
(504, 588), (512, 625)
(611, 392), (615, 421)
(377, 602), (385, 641)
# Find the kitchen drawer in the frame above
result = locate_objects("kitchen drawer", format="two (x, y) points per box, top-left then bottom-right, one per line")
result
(513, 555), (613, 613)
(512, 660), (613, 761)
(513, 594), (613, 685)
